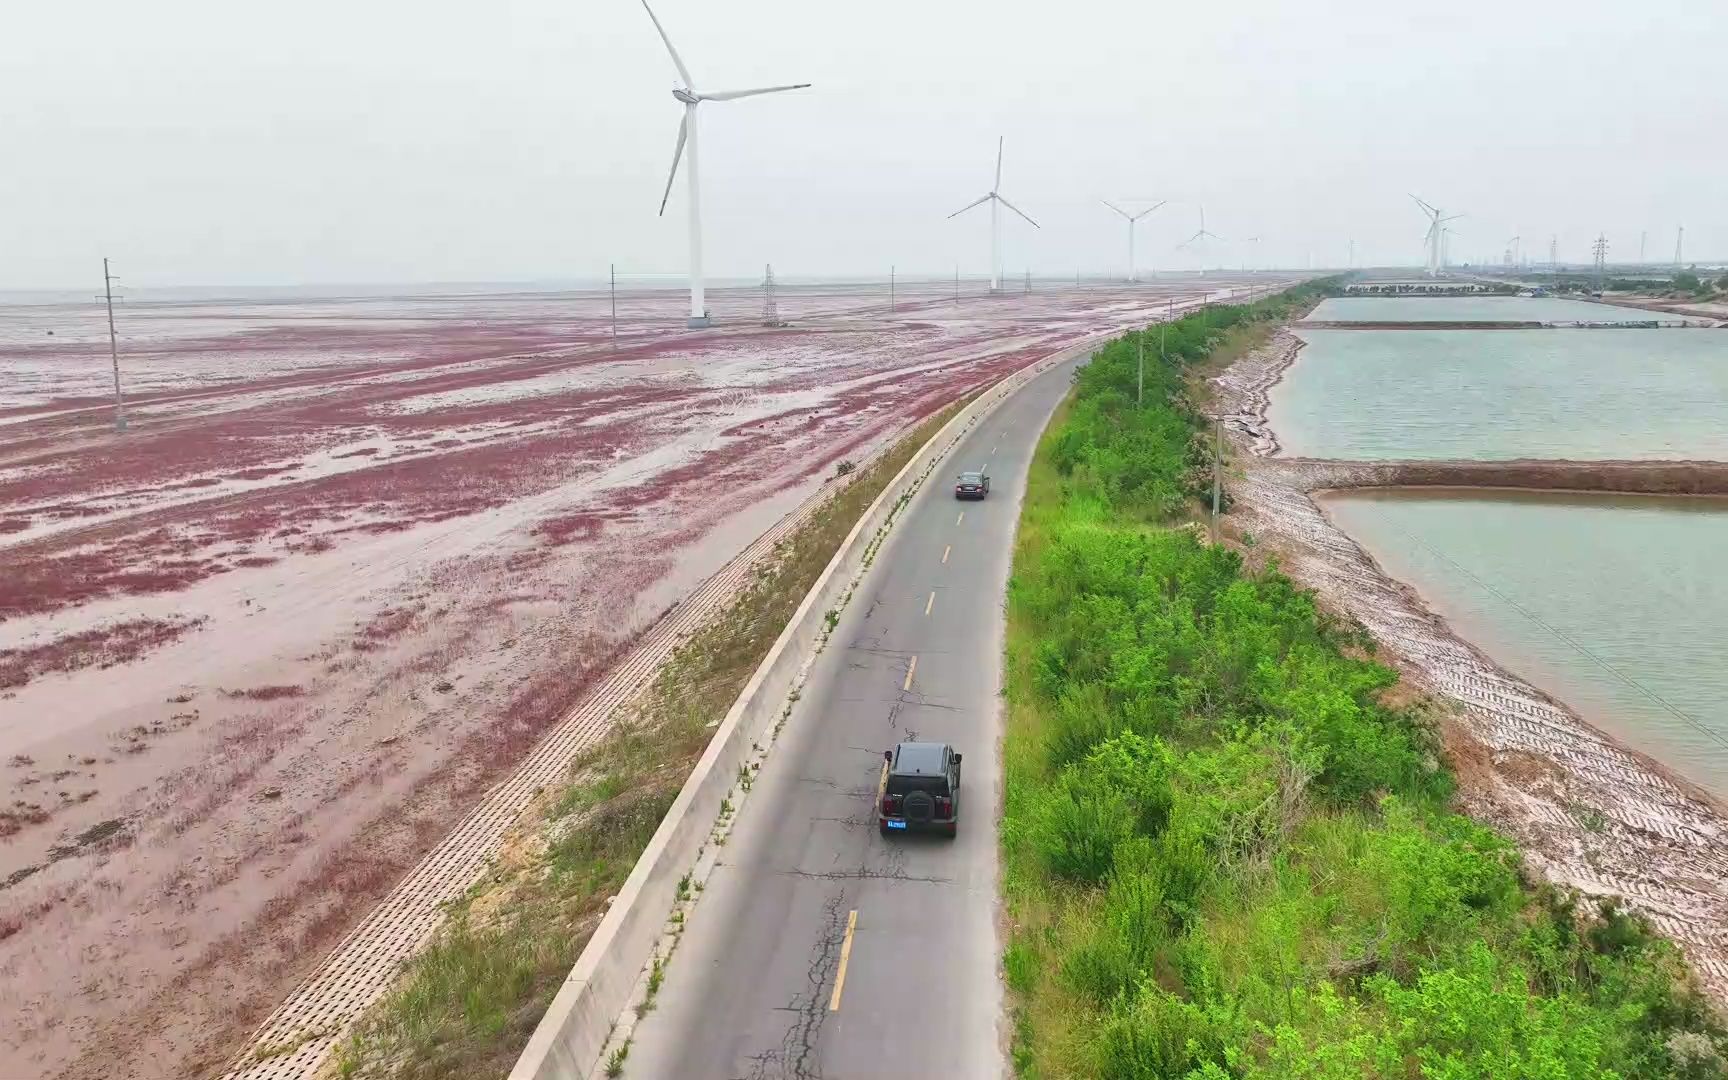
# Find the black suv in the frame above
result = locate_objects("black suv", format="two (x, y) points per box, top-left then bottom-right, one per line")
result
(954, 470), (990, 500)
(878, 741), (962, 837)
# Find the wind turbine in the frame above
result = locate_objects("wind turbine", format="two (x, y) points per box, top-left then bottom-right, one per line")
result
(640, 0), (809, 328)
(1102, 199), (1166, 283)
(1177, 205), (1224, 268)
(1403, 194), (1458, 276)
(1410, 195), (1462, 277)
(948, 137), (1039, 293)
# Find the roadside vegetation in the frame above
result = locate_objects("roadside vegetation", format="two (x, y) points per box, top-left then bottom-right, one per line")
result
(328, 399), (972, 1080)
(1001, 283), (1727, 1078)
(1531, 271), (1728, 299)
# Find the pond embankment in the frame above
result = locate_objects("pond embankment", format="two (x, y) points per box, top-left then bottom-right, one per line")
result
(1213, 329), (1728, 1004)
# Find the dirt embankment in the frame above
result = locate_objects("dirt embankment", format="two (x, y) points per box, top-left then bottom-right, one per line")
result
(1211, 331), (1728, 1006)
(1262, 457), (1728, 497)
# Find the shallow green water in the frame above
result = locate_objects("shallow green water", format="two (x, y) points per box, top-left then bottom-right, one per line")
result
(1321, 489), (1728, 798)
(1306, 296), (1664, 323)
(1270, 328), (1728, 459)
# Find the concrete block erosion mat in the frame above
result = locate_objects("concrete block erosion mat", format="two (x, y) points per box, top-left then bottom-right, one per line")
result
(997, 284), (1728, 1078)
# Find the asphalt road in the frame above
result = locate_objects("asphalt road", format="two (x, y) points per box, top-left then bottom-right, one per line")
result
(623, 349), (1086, 1080)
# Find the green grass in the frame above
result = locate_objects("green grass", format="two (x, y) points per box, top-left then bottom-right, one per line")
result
(329, 396), (975, 1080)
(1000, 282), (1727, 1079)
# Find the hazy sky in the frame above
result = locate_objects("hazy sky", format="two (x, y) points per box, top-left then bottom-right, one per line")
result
(3, 0), (1723, 289)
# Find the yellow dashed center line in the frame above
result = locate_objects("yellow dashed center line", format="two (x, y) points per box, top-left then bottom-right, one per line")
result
(925, 590), (935, 616)
(942, 545), (951, 564)
(829, 909), (859, 1011)
(903, 654), (918, 691)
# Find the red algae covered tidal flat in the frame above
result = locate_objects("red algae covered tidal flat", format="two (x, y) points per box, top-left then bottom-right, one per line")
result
(0, 277), (1255, 1079)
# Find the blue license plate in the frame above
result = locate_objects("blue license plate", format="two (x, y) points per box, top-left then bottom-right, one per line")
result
(887, 820), (907, 829)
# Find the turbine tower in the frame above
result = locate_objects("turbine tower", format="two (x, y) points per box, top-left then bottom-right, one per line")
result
(1410, 195), (1461, 277)
(1675, 225), (1685, 269)
(1101, 199), (1165, 283)
(948, 137), (1039, 292)
(640, 0), (809, 328)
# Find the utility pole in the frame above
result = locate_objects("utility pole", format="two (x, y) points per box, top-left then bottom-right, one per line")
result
(1675, 226), (1685, 270)
(1136, 331), (1144, 407)
(1210, 420), (1222, 543)
(609, 263), (617, 350)
(101, 258), (126, 433)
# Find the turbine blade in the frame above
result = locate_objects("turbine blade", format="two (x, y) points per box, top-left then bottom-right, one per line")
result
(638, 0), (694, 87)
(994, 136), (1004, 192)
(1131, 200), (1168, 221)
(658, 113), (689, 216)
(1101, 199), (1131, 220)
(700, 83), (811, 101)
(946, 193), (992, 219)
(1409, 193), (1438, 218)
(996, 194), (1039, 228)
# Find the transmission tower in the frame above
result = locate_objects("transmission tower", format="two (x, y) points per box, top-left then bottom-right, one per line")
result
(1639, 231), (1647, 264)
(1591, 233), (1608, 288)
(762, 263), (782, 327)
(1549, 235), (1558, 270)
(1674, 226), (1684, 269)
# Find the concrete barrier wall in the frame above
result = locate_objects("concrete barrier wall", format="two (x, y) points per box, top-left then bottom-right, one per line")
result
(509, 335), (1103, 1080)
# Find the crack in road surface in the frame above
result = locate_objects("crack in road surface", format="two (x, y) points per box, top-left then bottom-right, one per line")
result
(741, 892), (848, 1080)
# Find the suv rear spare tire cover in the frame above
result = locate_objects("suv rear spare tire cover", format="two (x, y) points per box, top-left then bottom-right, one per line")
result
(903, 789), (935, 824)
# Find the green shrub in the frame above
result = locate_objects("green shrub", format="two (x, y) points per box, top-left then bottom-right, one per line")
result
(1030, 768), (1139, 883)
(1090, 983), (1230, 1079)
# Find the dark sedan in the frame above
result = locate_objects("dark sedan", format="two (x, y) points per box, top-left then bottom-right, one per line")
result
(954, 470), (990, 500)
